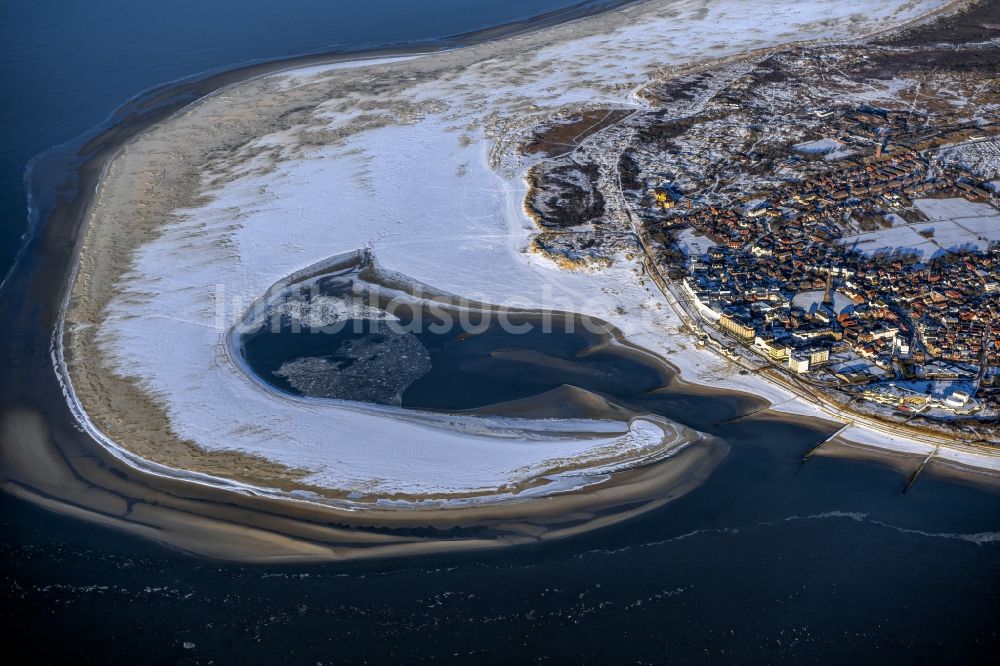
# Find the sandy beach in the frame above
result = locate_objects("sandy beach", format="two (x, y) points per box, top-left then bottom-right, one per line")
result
(2, 0), (991, 561)
(0, 403), (729, 561)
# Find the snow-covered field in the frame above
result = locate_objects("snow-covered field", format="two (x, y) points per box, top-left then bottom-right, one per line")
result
(90, 0), (967, 496)
(793, 138), (853, 160)
(914, 197), (999, 222)
(839, 225), (939, 257)
(792, 290), (856, 315)
(676, 228), (718, 257)
(840, 198), (1000, 257)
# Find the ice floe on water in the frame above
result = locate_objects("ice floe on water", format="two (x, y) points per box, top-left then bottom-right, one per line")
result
(274, 323), (432, 404)
(268, 294), (401, 328)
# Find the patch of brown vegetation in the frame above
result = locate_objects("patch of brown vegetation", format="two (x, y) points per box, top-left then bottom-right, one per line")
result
(525, 158), (605, 229)
(523, 108), (632, 158)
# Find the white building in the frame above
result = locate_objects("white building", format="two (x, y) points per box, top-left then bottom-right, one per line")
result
(788, 354), (811, 374)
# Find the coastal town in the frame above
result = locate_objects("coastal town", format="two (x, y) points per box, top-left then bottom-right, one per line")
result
(650, 134), (998, 434)
(523, 34), (1000, 441)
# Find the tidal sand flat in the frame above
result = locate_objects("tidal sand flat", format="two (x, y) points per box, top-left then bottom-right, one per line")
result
(11, 0), (972, 560)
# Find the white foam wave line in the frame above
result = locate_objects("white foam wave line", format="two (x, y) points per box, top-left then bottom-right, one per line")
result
(573, 511), (1000, 558)
(785, 511), (1000, 546)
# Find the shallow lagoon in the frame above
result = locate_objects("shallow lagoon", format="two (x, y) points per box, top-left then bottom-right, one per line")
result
(238, 258), (670, 414)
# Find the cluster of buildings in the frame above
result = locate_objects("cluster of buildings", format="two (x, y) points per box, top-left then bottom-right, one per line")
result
(911, 252), (998, 365)
(672, 227), (999, 418)
(859, 382), (978, 416)
(680, 245), (906, 376)
(647, 146), (993, 255)
(638, 108), (1000, 422)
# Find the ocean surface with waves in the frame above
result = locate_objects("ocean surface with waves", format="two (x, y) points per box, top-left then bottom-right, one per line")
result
(1, 1), (998, 662)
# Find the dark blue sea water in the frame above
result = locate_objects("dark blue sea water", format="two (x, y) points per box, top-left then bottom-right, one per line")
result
(1, 2), (999, 663)
(0, 0), (625, 282)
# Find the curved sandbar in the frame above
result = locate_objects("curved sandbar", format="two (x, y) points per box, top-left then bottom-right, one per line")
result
(1, 405), (727, 562)
(3, 0), (974, 561)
